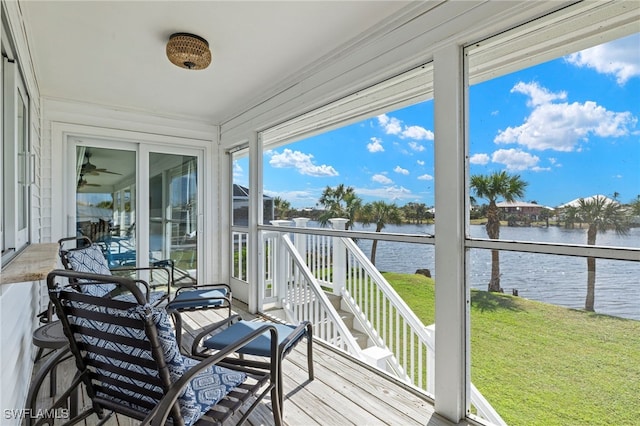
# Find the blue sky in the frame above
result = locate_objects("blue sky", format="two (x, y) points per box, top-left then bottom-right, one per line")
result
(235, 33), (640, 209)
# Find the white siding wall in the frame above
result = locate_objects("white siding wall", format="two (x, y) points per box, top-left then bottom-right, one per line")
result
(0, 282), (41, 425)
(0, 2), (44, 421)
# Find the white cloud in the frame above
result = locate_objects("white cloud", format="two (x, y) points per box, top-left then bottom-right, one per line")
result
(355, 185), (414, 201)
(469, 153), (490, 165)
(496, 82), (637, 151)
(377, 114), (402, 135)
(566, 33), (640, 85)
(416, 160), (425, 166)
(372, 174), (393, 184)
(269, 149), (339, 177)
(402, 126), (434, 141)
(232, 160), (243, 177)
(511, 81), (566, 107)
(491, 149), (541, 171)
(377, 114), (433, 141)
(408, 141), (425, 152)
(394, 166), (409, 175)
(367, 137), (384, 153)
(418, 174), (433, 181)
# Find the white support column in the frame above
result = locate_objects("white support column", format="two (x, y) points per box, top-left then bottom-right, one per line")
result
(433, 44), (468, 423)
(248, 131), (263, 314)
(329, 218), (348, 295)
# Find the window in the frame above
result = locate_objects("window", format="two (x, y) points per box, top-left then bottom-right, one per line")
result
(1, 48), (31, 261)
(258, 64), (438, 395)
(464, 3), (639, 424)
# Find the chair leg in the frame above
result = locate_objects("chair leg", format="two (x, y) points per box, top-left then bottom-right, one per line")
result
(277, 361), (284, 418)
(49, 361), (58, 396)
(271, 383), (283, 426)
(306, 323), (314, 382)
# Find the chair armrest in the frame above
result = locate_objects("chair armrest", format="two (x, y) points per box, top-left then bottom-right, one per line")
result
(279, 321), (312, 355)
(140, 323), (280, 426)
(190, 314), (243, 357)
(166, 283), (232, 311)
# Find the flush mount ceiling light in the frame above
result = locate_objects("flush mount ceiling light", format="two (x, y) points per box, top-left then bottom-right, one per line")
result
(166, 32), (212, 70)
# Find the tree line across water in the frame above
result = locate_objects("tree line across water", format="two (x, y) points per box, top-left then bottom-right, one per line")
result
(272, 171), (640, 314)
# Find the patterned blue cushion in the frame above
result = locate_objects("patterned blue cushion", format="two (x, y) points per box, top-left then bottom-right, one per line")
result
(66, 244), (116, 297)
(63, 295), (245, 425)
(181, 356), (247, 422)
(151, 309), (246, 425)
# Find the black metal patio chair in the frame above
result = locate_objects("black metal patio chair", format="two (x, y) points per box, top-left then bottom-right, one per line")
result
(38, 269), (282, 426)
(58, 236), (233, 341)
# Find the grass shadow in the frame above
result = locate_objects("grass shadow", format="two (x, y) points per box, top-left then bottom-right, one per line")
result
(471, 290), (523, 313)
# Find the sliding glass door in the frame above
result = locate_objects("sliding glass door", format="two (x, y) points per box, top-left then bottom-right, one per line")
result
(149, 152), (198, 285)
(73, 142), (201, 284)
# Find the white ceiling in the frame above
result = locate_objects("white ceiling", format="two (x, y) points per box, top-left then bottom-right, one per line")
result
(20, 1), (411, 124)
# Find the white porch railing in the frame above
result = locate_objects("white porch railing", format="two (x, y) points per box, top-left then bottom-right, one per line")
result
(265, 222), (364, 357)
(231, 230), (249, 282)
(256, 218), (505, 426)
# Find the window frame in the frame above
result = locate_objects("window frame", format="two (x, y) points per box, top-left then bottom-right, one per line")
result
(1, 45), (31, 262)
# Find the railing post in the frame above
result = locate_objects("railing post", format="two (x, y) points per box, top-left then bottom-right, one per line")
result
(329, 218), (348, 296)
(426, 324), (435, 394)
(292, 218), (309, 258)
(271, 220), (292, 308)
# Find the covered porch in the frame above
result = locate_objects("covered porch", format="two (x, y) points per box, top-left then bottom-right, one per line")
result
(1, 1), (638, 425)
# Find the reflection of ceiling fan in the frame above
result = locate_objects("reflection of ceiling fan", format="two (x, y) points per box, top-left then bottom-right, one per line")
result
(77, 173), (100, 189)
(81, 152), (122, 176)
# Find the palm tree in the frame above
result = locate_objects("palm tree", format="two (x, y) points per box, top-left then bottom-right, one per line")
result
(273, 196), (291, 219)
(470, 171), (528, 292)
(415, 203), (428, 224)
(359, 201), (403, 265)
(401, 202), (417, 224)
(575, 196), (630, 311)
(317, 184), (362, 230)
(563, 205), (579, 229)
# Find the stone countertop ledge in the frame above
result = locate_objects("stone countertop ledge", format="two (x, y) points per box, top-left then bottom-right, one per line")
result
(1, 243), (59, 285)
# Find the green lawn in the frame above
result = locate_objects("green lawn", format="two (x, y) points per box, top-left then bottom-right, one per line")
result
(382, 272), (640, 426)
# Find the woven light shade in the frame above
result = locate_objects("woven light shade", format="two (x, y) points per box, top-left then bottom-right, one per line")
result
(166, 33), (212, 70)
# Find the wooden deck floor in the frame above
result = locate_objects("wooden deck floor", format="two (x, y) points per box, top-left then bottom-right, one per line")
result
(29, 303), (462, 426)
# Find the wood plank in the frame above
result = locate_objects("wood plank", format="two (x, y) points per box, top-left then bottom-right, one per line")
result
(302, 344), (434, 424)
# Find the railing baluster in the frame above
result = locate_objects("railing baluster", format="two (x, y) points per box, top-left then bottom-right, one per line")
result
(395, 310), (400, 364)
(418, 337), (424, 389)
(376, 284), (381, 337)
(409, 329), (416, 383)
(382, 296), (387, 347)
(403, 321), (407, 379)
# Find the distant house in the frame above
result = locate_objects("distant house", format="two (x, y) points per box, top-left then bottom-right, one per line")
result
(496, 201), (551, 222)
(558, 194), (615, 209)
(233, 184), (274, 226)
